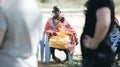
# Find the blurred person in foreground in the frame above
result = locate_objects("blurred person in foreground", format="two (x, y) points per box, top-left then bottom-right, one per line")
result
(0, 0), (3, 2)
(80, 0), (116, 67)
(0, 0), (2, 3)
(0, 0), (42, 67)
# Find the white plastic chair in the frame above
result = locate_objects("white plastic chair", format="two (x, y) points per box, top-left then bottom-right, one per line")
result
(40, 32), (73, 63)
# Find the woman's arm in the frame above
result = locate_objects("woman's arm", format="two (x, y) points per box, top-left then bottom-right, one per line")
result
(64, 21), (75, 33)
(92, 7), (111, 48)
(44, 22), (54, 34)
(83, 7), (111, 49)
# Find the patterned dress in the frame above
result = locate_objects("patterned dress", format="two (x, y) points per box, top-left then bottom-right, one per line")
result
(44, 17), (76, 55)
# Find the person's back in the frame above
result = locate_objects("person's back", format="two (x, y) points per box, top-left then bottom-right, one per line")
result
(0, 0), (42, 67)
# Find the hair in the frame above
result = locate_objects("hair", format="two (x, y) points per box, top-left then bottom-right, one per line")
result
(52, 6), (65, 23)
(52, 6), (61, 15)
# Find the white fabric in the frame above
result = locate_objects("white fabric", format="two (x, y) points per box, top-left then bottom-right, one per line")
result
(0, 0), (42, 67)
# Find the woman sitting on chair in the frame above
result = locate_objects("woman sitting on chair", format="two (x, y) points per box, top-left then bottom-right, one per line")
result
(44, 6), (77, 63)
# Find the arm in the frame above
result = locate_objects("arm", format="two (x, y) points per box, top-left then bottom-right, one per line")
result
(92, 7), (111, 48)
(64, 21), (77, 44)
(0, 29), (5, 47)
(64, 21), (75, 33)
(44, 21), (54, 35)
(114, 17), (120, 27)
(83, 7), (111, 49)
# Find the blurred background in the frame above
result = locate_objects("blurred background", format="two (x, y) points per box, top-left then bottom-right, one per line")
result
(36, 0), (120, 15)
(36, 0), (120, 29)
(37, 0), (120, 66)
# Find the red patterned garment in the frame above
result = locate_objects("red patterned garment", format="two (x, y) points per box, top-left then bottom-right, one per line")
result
(44, 16), (76, 56)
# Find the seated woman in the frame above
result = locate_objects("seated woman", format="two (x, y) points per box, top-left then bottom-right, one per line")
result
(44, 6), (77, 63)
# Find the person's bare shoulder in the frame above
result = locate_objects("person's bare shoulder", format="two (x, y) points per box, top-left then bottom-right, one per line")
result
(96, 7), (111, 24)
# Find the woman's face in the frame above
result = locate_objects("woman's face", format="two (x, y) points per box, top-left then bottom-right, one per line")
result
(53, 19), (59, 25)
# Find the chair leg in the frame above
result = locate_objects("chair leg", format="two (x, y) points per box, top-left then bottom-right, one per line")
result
(45, 42), (51, 63)
(40, 40), (44, 62)
(68, 53), (73, 62)
(45, 33), (51, 63)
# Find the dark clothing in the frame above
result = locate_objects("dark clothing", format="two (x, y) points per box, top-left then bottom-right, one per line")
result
(83, 0), (115, 37)
(81, 39), (115, 67)
(116, 47), (120, 60)
(80, 0), (115, 67)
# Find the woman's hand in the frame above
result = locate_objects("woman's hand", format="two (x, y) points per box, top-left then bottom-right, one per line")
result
(52, 32), (57, 36)
(83, 35), (99, 50)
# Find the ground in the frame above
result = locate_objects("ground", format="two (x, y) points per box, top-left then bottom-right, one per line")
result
(38, 54), (82, 67)
(38, 8), (120, 67)
(38, 8), (83, 67)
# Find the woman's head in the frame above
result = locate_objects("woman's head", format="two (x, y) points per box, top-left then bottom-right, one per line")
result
(52, 6), (61, 18)
(52, 6), (61, 15)
(52, 6), (64, 23)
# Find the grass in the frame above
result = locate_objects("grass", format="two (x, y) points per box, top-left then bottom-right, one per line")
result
(39, 60), (82, 67)
(63, 60), (82, 67)
(38, 55), (82, 67)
